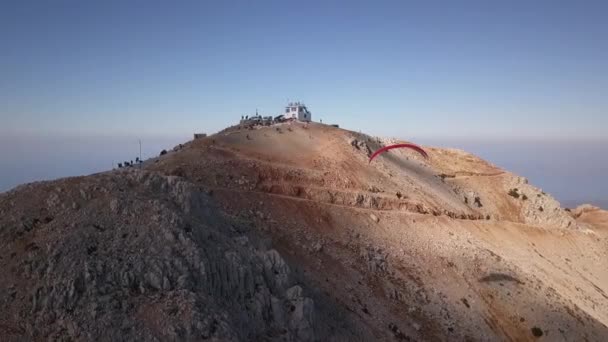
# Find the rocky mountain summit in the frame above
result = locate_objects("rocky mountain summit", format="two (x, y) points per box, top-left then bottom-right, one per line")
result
(1, 123), (607, 341)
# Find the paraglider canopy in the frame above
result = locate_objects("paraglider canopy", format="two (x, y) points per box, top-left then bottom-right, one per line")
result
(369, 143), (428, 163)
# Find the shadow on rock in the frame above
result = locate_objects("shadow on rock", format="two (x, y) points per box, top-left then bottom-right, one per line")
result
(478, 273), (523, 284)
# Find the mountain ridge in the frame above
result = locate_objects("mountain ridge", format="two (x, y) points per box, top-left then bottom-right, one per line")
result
(1, 122), (607, 341)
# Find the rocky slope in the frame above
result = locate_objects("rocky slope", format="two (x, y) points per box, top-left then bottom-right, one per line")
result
(0, 171), (367, 341)
(1, 122), (607, 341)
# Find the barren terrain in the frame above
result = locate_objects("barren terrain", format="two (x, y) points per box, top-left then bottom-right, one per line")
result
(1, 122), (607, 341)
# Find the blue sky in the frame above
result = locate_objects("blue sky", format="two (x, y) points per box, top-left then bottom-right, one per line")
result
(1, 0), (606, 139)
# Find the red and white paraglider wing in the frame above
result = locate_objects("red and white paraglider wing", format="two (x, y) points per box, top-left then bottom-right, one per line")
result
(368, 143), (428, 163)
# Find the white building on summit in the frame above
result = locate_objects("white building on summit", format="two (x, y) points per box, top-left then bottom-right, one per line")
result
(284, 102), (311, 122)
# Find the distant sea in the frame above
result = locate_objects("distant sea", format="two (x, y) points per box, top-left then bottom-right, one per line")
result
(1, 135), (606, 210)
(0, 134), (188, 193)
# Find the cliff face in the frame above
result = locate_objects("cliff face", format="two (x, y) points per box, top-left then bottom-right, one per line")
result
(1, 122), (607, 341)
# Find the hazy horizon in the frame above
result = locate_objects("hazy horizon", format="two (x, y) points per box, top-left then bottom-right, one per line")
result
(1, 131), (606, 210)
